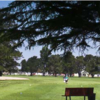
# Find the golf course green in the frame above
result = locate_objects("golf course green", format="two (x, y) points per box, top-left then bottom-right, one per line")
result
(0, 76), (99, 100)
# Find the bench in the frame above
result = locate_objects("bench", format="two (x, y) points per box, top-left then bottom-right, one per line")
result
(62, 88), (95, 100)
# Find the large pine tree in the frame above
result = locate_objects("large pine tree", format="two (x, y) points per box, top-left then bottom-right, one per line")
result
(0, 1), (100, 51)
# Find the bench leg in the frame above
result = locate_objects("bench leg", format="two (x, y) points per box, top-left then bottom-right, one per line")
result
(84, 96), (85, 100)
(69, 96), (71, 100)
(88, 94), (96, 100)
(66, 96), (67, 100)
(65, 96), (71, 100)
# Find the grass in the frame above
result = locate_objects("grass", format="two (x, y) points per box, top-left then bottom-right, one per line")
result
(0, 76), (100, 100)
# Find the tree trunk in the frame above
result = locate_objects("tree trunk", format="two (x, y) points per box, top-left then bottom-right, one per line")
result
(91, 74), (94, 78)
(42, 65), (45, 76)
(78, 72), (81, 77)
(69, 73), (72, 77)
(43, 72), (45, 76)
(30, 67), (33, 76)
(54, 73), (57, 77)
(42, 69), (45, 76)
(9, 70), (11, 75)
(0, 71), (2, 76)
(30, 71), (33, 76)
(54, 71), (57, 77)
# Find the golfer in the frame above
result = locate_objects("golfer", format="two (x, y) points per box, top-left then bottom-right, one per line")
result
(63, 76), (68, 83)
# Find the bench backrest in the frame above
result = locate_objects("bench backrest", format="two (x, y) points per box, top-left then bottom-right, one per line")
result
(65, 88), (94, 96)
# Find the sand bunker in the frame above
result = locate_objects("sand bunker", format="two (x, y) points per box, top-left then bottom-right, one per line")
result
(0, 76), (29, 80)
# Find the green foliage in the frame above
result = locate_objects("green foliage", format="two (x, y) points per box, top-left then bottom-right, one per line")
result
(21, 59), (27, 72)
(62, 51), (75, 76)
(40, 46), (51, 76)
(40, 46), (50, 63)
(27, 56), (39, 75)
(84, 55), (100, 77)
(47, 55), (62, 76)
(1, 2), (100, 52)
(0, 42), (22, 75)
(0, 66), (3, 70)
(21, 56), (40, 76)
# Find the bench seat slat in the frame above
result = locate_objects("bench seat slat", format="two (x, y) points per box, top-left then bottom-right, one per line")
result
(65, 88), (94, 96)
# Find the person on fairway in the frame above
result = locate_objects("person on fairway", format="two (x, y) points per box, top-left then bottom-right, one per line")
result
(63, 75), (68, 83)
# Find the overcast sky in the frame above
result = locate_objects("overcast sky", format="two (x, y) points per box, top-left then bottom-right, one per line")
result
(0, 1), (99, 64)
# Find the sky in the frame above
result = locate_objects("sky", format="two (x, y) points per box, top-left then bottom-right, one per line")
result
(0, 1), (99, 64)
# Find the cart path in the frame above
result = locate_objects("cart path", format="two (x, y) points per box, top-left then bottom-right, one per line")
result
(0, 76), (29, 80)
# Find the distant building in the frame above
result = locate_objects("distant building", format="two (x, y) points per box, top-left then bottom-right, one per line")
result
(74, 70), (89, 77)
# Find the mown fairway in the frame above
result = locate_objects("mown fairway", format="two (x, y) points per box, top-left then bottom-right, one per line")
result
(0, 76), (100, 100)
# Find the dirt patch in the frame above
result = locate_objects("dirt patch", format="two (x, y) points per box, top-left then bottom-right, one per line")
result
(0, 76), (29, 80)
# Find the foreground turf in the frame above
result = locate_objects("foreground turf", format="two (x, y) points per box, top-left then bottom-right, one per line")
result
(0, 76), (100, 100)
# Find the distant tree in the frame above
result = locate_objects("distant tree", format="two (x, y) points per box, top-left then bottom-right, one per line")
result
(62, 51), (75, 77)
(0, 42), (22, 76)
(27, 56), (38, 76)
(40, 46), (51, 76)
(84, 55), (100, 78)
(48, 55), (62, 77)
(95, 56), (100, 74)
(21, 59), (28, 72)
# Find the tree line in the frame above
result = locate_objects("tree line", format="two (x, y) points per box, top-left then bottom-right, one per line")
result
(21, 46), (100, 78)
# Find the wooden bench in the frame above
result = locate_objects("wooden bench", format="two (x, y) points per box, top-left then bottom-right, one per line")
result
(62, 88), (95, 100)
